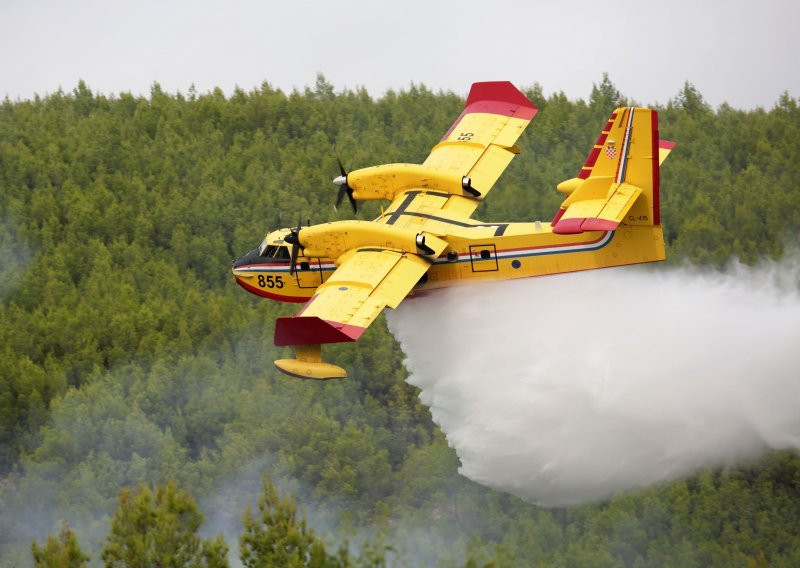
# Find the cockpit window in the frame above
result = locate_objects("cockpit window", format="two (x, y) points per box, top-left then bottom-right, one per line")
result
(260, 244), (291, 261)
(258, 236), (269, 256)
(257, 235), (291, 261)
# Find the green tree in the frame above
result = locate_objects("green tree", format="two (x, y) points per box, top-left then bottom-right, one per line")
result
(31, 522), (90, 567)
(101, 480), (228, 567)
(239, 477), (334, 567)
(589, 72), (622, 114)
(673, 81), (711, 117)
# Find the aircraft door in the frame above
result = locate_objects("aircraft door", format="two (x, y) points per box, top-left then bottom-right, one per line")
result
(469, 244), (499, 272)
(295, 259), (323, 288)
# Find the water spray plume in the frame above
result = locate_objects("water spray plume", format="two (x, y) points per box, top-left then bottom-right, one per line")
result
(387, 259), (800, 506)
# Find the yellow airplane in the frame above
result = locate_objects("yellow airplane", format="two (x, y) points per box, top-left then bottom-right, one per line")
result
(232, 82), (675, 380)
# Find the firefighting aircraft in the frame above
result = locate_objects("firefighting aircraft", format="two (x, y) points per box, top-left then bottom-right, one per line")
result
(232, 81), (675, 379)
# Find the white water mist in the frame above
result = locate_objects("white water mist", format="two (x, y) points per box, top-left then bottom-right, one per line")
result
(387, 259), (800, 506)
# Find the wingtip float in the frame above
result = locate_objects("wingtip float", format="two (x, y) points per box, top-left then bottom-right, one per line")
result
(274, 344), (348, 380)
(232, 81), (676, 379)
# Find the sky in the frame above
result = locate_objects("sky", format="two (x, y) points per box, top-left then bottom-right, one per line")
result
(1, 0), (798, 109)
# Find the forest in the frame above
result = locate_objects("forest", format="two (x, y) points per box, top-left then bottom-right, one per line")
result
(1, 74), (799, 566)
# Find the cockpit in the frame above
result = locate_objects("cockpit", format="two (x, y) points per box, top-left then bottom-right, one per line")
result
(232, 233), (291, 270)
(258, 236), (291, 261)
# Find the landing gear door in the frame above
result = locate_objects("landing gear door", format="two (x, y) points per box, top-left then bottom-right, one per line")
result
(295, 259), (323, 288)
(469, 244), (499, 272)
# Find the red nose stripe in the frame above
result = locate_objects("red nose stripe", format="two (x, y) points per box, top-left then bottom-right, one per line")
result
(234, 276), (310, 303)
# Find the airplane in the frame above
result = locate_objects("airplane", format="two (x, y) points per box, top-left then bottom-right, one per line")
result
(232, 81), (675, 380)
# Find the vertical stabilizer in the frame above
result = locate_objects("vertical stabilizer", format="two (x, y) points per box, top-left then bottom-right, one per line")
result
(552, 108), (671, 234)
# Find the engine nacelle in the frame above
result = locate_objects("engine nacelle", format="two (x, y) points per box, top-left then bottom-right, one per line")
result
(346, 163), (481, 201)
(297, 220), (448, 260)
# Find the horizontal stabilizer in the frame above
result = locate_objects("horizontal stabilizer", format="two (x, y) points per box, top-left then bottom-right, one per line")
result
(553, 182), (642, 234)
(659, 139), (676, 165)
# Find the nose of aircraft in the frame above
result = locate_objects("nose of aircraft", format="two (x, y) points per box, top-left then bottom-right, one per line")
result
(232, 248), (261, 272)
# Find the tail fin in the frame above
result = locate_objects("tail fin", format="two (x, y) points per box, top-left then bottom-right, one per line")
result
(552, 108), (671, 235)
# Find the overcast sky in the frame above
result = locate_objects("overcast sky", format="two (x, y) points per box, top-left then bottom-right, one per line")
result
(1, 0), (797, 109)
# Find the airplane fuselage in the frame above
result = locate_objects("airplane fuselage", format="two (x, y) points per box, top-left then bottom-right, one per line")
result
(232, 220), (665, 303)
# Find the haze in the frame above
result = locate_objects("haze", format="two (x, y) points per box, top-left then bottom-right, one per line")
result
(1, 0), (797, 109)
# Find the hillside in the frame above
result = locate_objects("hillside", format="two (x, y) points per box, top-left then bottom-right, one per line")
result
(1, 76), (799, 566)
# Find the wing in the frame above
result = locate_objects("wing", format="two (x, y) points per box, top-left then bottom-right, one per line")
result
(273, 244), (443, 379)
(380, 81), (537, 227)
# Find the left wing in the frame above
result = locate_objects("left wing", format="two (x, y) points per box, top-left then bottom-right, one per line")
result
(273, 245), (442, 379)
(373, 82), (538, 228)
(424, 81), (538, 217)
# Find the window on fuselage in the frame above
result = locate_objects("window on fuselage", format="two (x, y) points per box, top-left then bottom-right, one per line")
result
(258, 236), (270, 256)
(261, 244), (290, 261)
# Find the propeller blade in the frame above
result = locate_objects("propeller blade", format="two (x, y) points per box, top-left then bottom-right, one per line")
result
(288, 214), (302, 276)
(289, 240), (299, 276)
(347, 190), (357, 213)
(332, 158), (356, 213)
(335, 184), (348, 210)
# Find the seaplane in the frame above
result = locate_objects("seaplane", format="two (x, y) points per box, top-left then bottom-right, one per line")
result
(232, 81), (675, 379)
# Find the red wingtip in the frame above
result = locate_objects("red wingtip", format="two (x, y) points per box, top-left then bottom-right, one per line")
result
(467, 81), (537, 109)
(464, 81), (538, 120)
(659, 139), (676, 150)
(274, 316), (365, 346)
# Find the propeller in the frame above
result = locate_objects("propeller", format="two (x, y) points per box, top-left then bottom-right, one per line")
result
(285, 214), (302, 276)
(333, 158), (357, 213)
